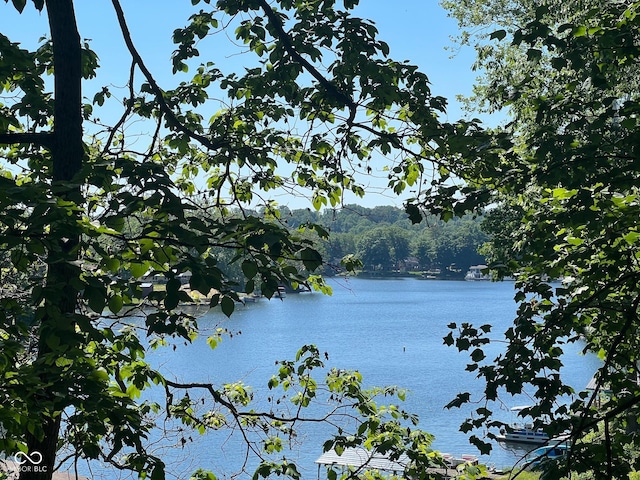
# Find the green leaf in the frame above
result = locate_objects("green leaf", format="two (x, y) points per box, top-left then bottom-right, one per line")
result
(150, 462), (165, 480)
(102, 256), (121, 273)
(241, 260), (258, 279)
(526, 48), (542, 61)
(490, 29), (507, 41)
(165, 290), (180, 311)
(405, 203), (423, 224)
(221, 296), (235, 317)
(11, 0), (26, 13)
(551, 57), (567, 70)
(300, 247), (322, 271)
(623, 231), (640, 245)
(55, 357), (73, 368)
(445, 392), (470, 409)
(206, 335), (220, 350)
(566, 236), (584, 246)
(443, 332), (454, 346)
(108, 294), (124, 314)
(551, 187), (578, 199)
(46, 335), (60, 349)
(573, 25), (587, 37)
(471, 348), (485, 362)
(189, 470), (217, 480)
(85, 286), (107, 314)
(130, 262), (149, 278)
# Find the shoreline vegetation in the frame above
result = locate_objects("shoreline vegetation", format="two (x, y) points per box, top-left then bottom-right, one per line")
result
(193, 205), (490, 289)
(124, 205), (489, 307)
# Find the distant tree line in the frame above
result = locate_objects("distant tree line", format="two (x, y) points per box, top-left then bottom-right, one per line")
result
(277, 204), (488, 277)
(94, 203), (488, 289)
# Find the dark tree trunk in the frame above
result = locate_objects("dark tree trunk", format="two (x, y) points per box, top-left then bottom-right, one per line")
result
(47, 0), (84, 184)
(19, 1), (83, 479)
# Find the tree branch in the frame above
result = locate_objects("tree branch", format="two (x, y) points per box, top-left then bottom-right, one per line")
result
(256, 0), (357, 124)
(102, 60), (136, 156)
(255, 0), (452, 172)
(0, 132), (55, 148)
(163, 379), (344, 424)
(110, 0), (229, 152)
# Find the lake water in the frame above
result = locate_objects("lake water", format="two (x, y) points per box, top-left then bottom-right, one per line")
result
(81, 277), (601, 479)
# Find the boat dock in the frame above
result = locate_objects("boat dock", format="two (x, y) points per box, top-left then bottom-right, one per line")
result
(315, 448), (504, 479)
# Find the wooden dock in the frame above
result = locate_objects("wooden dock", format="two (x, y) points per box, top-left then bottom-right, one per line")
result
(315, 448), (505, 479)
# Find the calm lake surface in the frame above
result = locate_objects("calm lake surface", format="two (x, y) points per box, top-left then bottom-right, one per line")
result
(83, 278), (601, 479)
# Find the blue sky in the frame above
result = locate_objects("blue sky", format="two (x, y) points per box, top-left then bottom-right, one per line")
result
(1, 1), (490, 207)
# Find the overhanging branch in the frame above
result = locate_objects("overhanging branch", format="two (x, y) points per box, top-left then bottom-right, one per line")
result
(111, 0), (228, 152)
(163, 378), (343, 424)
(256, 0), (357, 124)
(0, 132), (55, 148)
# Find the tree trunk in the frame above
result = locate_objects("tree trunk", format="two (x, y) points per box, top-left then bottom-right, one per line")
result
(19, 1), (83, 479)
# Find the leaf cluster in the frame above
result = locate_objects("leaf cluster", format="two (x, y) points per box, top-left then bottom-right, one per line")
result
(438, 1), (640, 477)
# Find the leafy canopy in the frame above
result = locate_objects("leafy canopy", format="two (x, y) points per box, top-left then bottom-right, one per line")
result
(437, 1), (640, 478)
(0, 0), (489, 479)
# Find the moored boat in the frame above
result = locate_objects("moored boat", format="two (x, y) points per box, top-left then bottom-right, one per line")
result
(496, 424), (550, 445)
(496, 406), (550, 445)
(464, 265), (490, 281)
(525, 444), (568, 468)
(441, 453), (479, 467)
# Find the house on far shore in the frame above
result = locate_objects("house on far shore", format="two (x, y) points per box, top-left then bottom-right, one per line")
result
(464, 264), (490, 281)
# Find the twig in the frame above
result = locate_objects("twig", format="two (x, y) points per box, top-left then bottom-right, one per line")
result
(110, 0), (229, 152)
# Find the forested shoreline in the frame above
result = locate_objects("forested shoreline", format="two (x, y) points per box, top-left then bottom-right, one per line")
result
(284, 205), (487, 277)
(209, 205), (488, 283)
